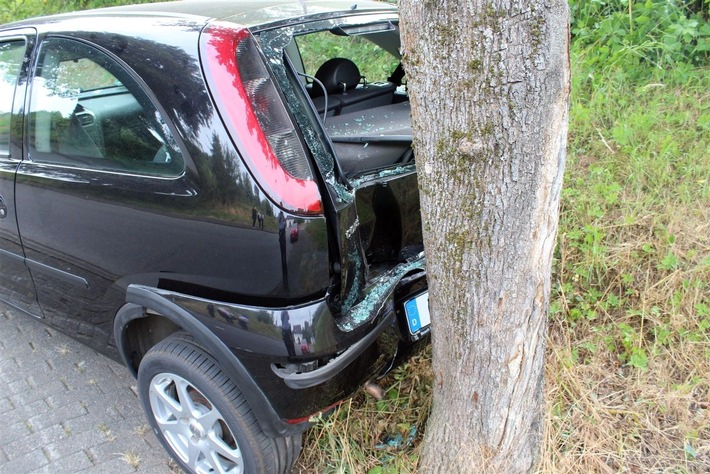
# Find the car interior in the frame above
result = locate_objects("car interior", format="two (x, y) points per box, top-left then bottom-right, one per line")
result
(286, 23), (414, 178)
(28, 38), (182, 176)
(28, 25), (414, 180)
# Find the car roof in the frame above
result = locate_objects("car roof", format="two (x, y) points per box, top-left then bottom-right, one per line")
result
(2, 0), (397, 30)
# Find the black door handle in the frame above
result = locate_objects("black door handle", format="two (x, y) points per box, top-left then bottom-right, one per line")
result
(0, 196), (7, 219)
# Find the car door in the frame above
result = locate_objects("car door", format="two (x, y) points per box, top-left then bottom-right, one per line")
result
(13, 35), (192, 349)
(0, 30), (43, 317)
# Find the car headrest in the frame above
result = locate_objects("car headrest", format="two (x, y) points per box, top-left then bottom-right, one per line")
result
(313, 58), (361, 96)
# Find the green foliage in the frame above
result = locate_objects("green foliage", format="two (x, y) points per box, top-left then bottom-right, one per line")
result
(0, 0), (162, 24)
(295, 1), (710, 471)
(547, 5), (709, 464)
(296, 31), (400, 83)
(557, 54), (709, 369)
(570, 0), (709, 76)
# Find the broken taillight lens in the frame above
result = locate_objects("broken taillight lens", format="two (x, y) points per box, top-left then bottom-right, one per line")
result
(201, 23), (322, 214)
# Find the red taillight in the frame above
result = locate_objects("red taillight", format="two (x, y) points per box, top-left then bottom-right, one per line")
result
(200, 23), (322, 215)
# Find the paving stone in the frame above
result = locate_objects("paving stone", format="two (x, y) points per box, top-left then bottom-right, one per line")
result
(42, 414), (116, 458)
(27, 400), (88, 432)
(0, 448), (49, 473)
(0, 396), (14, 414)
(4, 424), (65, 461)
(37, 449), (94, 473)
(9, 379), (69, 407)
(0, 358), (22, 383)
(0, 420), (32, 445)
(82, 451), (172, 473)
(4, 398), (48, 428)
(0, 303), (174, 473)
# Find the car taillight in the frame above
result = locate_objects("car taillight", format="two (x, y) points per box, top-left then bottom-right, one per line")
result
(200, 23), (322, 215)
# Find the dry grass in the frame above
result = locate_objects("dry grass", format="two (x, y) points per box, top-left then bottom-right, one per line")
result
(295, 348), (433, 473)
(537, 66), (710, 472)
(541, 207), (710, 473)
(542, 321), (710, 472)
(119, 451), (141, 470)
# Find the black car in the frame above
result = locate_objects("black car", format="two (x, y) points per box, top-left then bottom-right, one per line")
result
(0, 1), (429, 472)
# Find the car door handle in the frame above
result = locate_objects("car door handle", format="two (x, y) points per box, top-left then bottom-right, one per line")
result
(0, 196), (7, 219)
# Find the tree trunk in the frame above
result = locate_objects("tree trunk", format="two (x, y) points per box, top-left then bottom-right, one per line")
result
(399, 1), (570, 472)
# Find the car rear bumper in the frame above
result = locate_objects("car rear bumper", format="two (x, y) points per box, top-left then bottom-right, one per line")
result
(115, 256), (427, 436)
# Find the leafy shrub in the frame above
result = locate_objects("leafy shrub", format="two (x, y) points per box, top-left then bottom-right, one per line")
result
(570, 0), (709, 75)
(0, 0), (161, 24)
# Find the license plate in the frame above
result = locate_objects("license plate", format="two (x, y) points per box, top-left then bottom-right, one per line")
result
(404, 292), (430, 334)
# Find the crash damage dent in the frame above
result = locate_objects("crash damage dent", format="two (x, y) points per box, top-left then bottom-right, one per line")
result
(272, 254), (426, 389)
(256, 17), (422, 324)
(337, 253), (425, 331)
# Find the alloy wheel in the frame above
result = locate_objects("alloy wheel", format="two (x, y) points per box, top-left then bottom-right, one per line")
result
(149, 372), (243, 474)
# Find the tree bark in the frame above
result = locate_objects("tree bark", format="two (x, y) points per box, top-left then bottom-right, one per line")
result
(399, 1), (570, 472)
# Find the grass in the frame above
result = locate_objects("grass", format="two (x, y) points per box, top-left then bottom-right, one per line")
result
(539, 54), (709, 473)
(294, 54), (710, 474)
(119, 451), (141, 470)
(0, 0), (161, 24)
(296, 347), (433, 473)
(98, 422), (117, 442)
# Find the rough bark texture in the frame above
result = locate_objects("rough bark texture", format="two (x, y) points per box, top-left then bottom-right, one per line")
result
(399, 1), (569, 472)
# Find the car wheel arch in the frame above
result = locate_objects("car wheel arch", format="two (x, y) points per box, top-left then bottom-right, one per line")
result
(112, 285), (302, 438)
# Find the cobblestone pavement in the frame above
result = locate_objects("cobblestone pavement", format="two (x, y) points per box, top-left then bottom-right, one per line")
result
(0, 304), (176, 473)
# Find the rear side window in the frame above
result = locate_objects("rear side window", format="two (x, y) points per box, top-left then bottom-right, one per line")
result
(28, 38), (184, 177)
(0, 40), (25, 157)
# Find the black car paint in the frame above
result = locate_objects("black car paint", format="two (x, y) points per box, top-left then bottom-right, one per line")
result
(0, 30), (42, 317)
(12, 15), (327, 336)
(0, 3), (427, 439)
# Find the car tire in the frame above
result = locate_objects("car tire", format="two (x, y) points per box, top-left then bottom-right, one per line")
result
(137, 332), (301, 474)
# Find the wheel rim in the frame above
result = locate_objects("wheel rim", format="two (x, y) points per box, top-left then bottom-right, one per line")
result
(149, 372), (243, 474)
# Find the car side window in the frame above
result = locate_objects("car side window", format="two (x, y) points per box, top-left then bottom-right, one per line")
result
(28, 38), (184, 177)
(0, 40), (26, 157)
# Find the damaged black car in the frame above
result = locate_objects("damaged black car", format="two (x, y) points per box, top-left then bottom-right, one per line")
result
(0, 1), (429, 472)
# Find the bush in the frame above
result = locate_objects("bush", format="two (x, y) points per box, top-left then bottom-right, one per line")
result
(0, 0), (160, 24)
(570, 0), (709, 76)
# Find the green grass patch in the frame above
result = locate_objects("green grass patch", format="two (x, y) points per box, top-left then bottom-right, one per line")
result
(0, 0), (163, 24)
